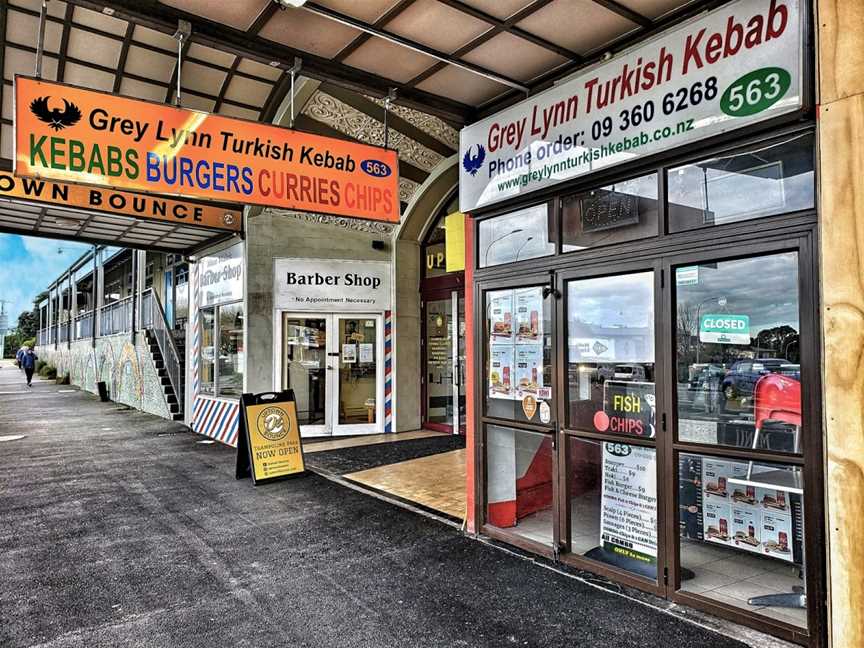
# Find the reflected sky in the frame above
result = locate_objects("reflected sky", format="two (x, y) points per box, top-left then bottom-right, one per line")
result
(568, 272), (653, 329)
(478, 204), (553, 267)
(676, 252), (799, 335)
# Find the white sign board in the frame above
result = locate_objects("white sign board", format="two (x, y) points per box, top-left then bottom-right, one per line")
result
(600, 442), (657, 565)
(200, 243), (243, 307)
(274, 258), (391, 312)
(459, 0), (804, 212)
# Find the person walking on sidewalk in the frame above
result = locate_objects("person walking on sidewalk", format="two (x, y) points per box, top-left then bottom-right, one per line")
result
(15, 345), (25, 369)
(20, 347), (37, 387)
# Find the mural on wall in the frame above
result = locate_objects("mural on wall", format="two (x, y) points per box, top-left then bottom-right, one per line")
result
(115, 341), (145, 403)
(36, 333), (170, 420)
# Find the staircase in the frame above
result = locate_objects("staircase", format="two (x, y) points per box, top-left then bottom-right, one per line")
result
(146, 329), (184, 421)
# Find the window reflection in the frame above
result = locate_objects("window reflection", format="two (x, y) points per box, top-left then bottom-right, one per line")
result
(478, 203), (554, 267)
(668, 134), (814, 232)
(563, 173), (658, 252)
(675, 253), (801, 452)
(217, 303), (244, 396)
(567, 272), (655, 437)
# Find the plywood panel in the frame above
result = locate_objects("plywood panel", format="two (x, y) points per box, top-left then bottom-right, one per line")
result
(818, 93), (864, 648)
(345, 449), (466, 519)
(817, 0), (864, 103)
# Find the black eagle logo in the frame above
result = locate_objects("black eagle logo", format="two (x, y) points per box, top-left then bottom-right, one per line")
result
(30, 96), (82, 131)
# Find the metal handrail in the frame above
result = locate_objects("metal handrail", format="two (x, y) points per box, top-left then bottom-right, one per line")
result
(74, 310), (94, 340)
(146, 289), (184, 409)
(100, 295), (134, 336)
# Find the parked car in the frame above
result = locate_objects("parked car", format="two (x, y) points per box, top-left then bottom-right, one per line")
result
(721, 358), (799, 401)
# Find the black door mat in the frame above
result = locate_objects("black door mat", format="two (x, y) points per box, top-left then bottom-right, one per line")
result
(306, 434), (466, 475)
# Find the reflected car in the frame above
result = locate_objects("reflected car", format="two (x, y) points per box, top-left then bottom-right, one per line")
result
(612, 364), (646, 381)
(721, 358), (799, 400)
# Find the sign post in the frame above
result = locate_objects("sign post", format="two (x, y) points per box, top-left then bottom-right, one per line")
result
(236, 390), (307, 485)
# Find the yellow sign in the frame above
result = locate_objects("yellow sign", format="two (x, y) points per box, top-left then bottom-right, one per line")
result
(245, 401), (305, 481)
(522, 394), (537, 420)
(444, 211), (465, 272)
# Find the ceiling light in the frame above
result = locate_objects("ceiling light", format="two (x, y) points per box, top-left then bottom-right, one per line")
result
(274, 0), (308, 8)
(102, 7), (116, 16)
(51, 216), (80, 227)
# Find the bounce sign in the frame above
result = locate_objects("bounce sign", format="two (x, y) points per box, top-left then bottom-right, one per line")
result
(14, 77), (400, 223)
(459, 0), (804, 212)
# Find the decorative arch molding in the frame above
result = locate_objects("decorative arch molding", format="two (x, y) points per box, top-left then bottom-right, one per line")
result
(391, 155), (459, 433)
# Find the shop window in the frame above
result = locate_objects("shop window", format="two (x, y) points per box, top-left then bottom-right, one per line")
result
(562, 173), (658, 252)
(200, 303), (244, 397)
(200, 308), (215, 395)
(678, 453), (806, 630)
(568, 437), (657, 579)
(674, 253), (801, 453)
(485, 286), (552, 424)
(667, 133), (815, 233)
(217, 303), (244, 397)
(566, 272), (655, 438)
(478, 203), (554, 268)
(486, 425), (554, 546)
(174, 264), (189, 325)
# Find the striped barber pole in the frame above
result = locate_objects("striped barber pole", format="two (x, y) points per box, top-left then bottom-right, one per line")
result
(384, 310), (393, 433)
(190, 262), (201, 400)
(192, 396), (240, 447)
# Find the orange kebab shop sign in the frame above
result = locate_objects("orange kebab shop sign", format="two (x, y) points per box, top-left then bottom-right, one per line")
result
(13, 76), (400, 223)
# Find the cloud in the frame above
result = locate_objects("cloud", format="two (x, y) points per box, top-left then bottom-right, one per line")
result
(0, 234), (91, 329)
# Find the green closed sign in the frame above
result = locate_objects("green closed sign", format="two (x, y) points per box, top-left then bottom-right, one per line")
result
(699, 314), (750, 345)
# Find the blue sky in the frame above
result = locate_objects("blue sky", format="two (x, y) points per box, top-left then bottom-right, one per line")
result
(0, 234), (91, 328)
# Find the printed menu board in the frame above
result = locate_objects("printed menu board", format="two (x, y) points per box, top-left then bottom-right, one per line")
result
(515, 288), (543, 343)
(600, 443), (657, 566)
(489, 345), (514, 399)
(515, 345), (545, 398)
(700, 460), (796, 563)
(487, 287), (551, 402)
(489, 292), (513, 342)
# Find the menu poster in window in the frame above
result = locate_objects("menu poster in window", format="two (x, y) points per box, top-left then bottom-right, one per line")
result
(489, 292), (513, 342)
(489, 345), (514, 399)
(731, 505), (761, 551)
(515, 345), (544, 399)
(701, 461), (796, 563)
(600, 443), (657, 566)
(514, 288), (543, 344)
(704, 501), (732, 544)
(342, 344), (357, 364)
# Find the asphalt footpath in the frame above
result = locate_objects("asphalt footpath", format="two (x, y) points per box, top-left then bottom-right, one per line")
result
(0, 360), (788, 648)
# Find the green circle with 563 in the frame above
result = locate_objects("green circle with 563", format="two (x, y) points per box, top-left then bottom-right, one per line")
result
(721, 67), (791, 117)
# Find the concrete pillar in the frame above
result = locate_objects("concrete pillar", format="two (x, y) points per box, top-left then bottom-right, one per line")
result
(95, 255), (104, 338)
(817, 1), (864, 645)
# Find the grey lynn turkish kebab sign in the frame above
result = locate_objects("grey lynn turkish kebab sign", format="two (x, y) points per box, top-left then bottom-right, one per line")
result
(458, 0), (804, 212)
(273, 258), (392, 312)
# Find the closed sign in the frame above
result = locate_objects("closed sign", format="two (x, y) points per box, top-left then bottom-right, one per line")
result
(699, 313), (750, 344)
